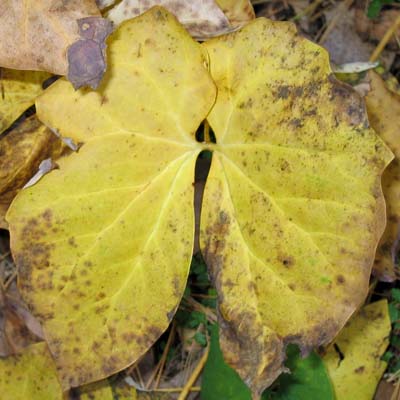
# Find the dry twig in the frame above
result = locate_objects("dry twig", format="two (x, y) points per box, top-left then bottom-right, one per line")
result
(177, 346), (209, 400)
(370, 14), (400, 62)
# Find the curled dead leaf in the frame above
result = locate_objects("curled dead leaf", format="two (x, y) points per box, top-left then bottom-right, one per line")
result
(0, 116), (64, 228)
(0, 68), (50, 134)
(373, 160), (400, 282)
(366, 71), (400, 281)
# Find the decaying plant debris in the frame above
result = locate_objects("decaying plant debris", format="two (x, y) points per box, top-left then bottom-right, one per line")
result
(1, 1), (400, 399)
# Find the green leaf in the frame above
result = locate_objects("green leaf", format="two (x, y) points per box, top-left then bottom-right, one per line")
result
(391, 335), (400, 349)
(201, 324), (252, 400)
(187, 311), (207, 328)
(389, 302), (399, 323)
(392, 288), (400, 303)
(367, 0), (383, 18)
(201, 289), (217, 308)
(191, 256), (208, 276)
(263, 346), (334, 400)
(382, 351), (393, 362)
(194, 332), (207, 347)
(367, 0), (398, 19)
(201, 325), (334, 400)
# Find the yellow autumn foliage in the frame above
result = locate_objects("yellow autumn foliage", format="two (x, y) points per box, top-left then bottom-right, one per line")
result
(5, 7), (392, 396)
(0, 342), (63, 400)
(201, 19), (392, 393)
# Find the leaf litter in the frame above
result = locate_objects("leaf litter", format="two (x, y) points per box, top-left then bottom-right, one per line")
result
(0, 0), (400, 398)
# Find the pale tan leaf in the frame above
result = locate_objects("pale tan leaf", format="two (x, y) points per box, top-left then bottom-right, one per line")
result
(0, 1), (100, 75)
(215, 0), (255, 26)
(107, 0), (232, 38)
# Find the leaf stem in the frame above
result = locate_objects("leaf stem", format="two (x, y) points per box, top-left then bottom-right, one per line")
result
(204, 120), (211, 143)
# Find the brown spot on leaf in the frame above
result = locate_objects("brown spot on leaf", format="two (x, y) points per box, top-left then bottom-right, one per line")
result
(96, 292), (106, 300)
(336, 275), (346, 285)
(276, 85), (290, 99)
(91, 341), (101, 351)
(279, 255), (295, 268)
(329, 75), (367, 127)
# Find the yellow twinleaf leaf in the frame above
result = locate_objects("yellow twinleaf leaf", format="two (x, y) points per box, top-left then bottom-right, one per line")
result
(0, 115), (64, 228)
(0, 342), (127, 400)
(365, 71), (400, 281)
(200, 19), (392, 394)
(36, 7), (215, 144)
(0, 1), (100, 76)
(0, 342), (63, 400)
(7, 7), (215, 389)
(0, 69), (50, 134)
(107, 0), (232, 38)
(324, 300), (391, 400)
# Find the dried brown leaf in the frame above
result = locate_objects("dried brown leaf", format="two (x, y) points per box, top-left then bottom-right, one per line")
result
(356, 8), (400, 50)
(0, 1), (113, 88)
